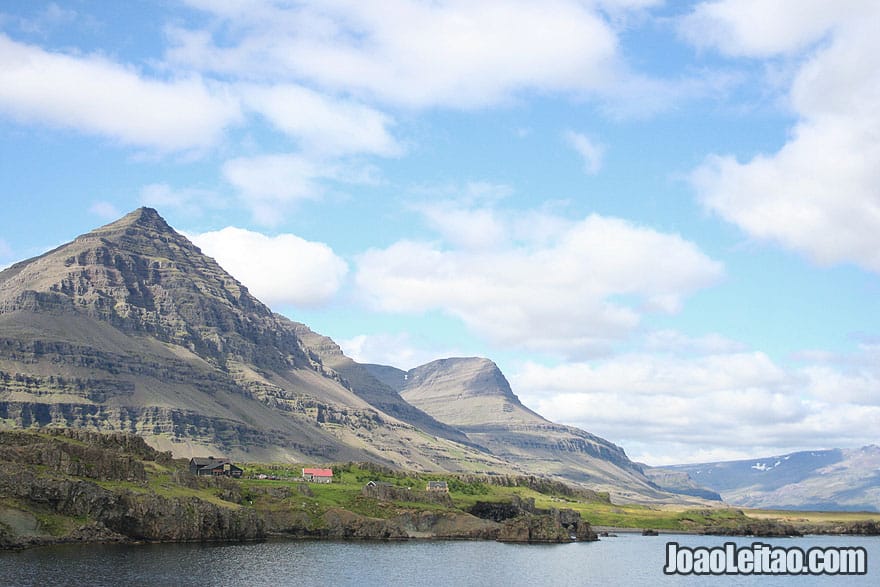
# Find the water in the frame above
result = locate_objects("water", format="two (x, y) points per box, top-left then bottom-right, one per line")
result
(1, 534), (877, 586)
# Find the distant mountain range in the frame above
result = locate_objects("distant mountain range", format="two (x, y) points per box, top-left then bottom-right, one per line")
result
(650, 446), (880, 512)
(0, 208), (689, 503)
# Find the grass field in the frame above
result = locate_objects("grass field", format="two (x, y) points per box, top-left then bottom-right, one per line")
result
(232, 462), (791, 532)
(745, 509), (880, 524)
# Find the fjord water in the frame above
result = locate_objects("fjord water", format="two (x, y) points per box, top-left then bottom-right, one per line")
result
(1, 534), (877, 586)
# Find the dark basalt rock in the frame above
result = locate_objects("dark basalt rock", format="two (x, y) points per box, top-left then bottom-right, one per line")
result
(468, 494), (597, 542)
(701, 519), (803, 537)
(0, 429), (265, 549)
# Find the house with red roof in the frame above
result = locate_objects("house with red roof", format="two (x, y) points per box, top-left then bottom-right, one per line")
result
(302, 467), (333, 483)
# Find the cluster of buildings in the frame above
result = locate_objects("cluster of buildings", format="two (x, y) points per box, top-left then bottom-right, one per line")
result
(187, 457), (337, 484)
(188, 458), (451, 494)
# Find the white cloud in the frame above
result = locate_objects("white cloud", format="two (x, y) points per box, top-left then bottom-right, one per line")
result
(223, 155), (322, 226)
(0, 34), (240, 152)
(171, 0), (626, 108)
(15, 2), (78, 36)
(679, 0), (859, 58)
(798, 344), (880, 406)
(88, 201), (121, 220)
(512, 344), (880, 464)
(642, 329), (749, 354)
(189, 227), (348, 307)
(564, 130), (605, 175)
(140, 183), (226, 216)
(417, 204), (506, 250)
(688, 3), (880, 272)
(355, 208), (723, 356)
(222, 153), (379, 225)
(242, 84), (400, 157)
(516, 352), (794, 398)
(339, 332), (458, 371)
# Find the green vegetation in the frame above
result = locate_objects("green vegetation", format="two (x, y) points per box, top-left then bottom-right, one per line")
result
(3, 429), (877, 549)
(235, 462), (750, 532)
(746, 509), (880, 523)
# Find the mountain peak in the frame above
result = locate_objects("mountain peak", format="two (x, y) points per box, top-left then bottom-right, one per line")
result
(92, 207), (174, 236)
(0, 206), (294, 369)
(408, 357), (517, 401)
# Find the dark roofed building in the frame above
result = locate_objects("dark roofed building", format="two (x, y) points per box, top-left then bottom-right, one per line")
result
(189, 456), (243, 478)
(426, 481), (449, 493)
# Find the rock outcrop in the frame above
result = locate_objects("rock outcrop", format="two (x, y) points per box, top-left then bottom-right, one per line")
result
(468, 495), (598, 543)
(0, 429), (264, 549)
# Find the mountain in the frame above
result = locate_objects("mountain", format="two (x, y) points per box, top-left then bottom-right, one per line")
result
(0, 208), (504, 472)
(288, 324), (483, 449)
(653, 446), (880, 511)
(365, 358), (678, 501)
(641, 468), (723, 502)
(0, 207), (703, 503)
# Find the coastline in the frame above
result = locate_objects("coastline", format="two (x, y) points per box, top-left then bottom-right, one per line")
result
(2, 429), (878, 552)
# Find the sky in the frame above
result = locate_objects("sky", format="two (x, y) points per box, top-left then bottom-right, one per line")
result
(1, 0), (879, 465)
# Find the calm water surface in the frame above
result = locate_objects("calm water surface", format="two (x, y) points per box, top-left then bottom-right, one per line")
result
(1, 534), (877, 586)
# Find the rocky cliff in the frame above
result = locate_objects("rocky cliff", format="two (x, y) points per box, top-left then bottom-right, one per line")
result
(0, 429), (264, 549)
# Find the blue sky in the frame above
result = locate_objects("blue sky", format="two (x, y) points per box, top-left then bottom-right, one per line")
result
(2, 0), (879, 465)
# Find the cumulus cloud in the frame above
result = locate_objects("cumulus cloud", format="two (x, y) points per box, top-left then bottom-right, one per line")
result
(0, 34), (240, 152)
(88, 201), (121, 220)
(564, 130), (605, 175)
(189, 227), (348, 307)
(339, 332), (459, 371)
(687, 2), (880, 272)
(140, 183), (226, 216)
(416, 203), (506, 250)
(679, 0), (857, 57)
(242, 84), (400, 157)
(355, 207), (723, 356)
(643, 329), (748, 354)
(222, 153), (379, 225)
(14, 2), (78, 36)
(170, 0), (625, 108)
(512, 343), (880, 464)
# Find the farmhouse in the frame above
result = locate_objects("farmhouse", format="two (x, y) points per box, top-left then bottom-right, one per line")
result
(302, 467), (333, 483)
(426, 481), (449, 493)
(189, 456), (243, 478)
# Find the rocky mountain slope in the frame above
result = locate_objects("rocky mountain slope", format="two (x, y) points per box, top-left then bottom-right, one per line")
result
(0, 207), (701, 503)
(290, 324), (479, 449)
(366, 358), (678, 501)
(0, 208), (504, 473)
(653, 446), (880, 511)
